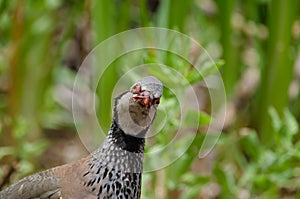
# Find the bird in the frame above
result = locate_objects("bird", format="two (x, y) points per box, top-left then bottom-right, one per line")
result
(0, 76), (163, 199)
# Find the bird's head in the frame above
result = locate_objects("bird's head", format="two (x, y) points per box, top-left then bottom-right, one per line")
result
(114, 76), (163, 137)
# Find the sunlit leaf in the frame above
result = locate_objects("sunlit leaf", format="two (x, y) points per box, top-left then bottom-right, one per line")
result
(283, 109), (298, 137)
(268, 107), (282, 133)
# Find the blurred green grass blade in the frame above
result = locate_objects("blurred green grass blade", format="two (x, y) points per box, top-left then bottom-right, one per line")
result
(118, 0), (131, 31)
(139, 0), (150, 26)
(92, 0), (121, 130)
(93, 0), (115, 42)
(216, 0), (240, 96)
(169, 0), (194, 31)
(257, 0), (297, 145)
(155, 0), (170, 27)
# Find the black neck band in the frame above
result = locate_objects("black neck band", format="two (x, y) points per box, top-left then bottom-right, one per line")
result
(110, 120), (145, 153)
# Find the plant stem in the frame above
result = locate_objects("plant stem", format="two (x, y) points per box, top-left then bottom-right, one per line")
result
(216, 0), (240, 96)
(257, 0), (297, 145)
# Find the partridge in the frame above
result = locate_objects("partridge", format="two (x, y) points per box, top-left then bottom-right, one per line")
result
(0, 76), (163, 199)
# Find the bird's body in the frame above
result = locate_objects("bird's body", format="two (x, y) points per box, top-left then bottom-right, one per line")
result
(0, 76), (163, 199)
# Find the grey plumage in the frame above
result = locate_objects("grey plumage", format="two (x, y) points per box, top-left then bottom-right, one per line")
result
(0, 76), (163, 199)
(0, 169), (61, 199)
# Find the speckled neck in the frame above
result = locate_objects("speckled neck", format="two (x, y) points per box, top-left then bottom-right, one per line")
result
(90, 122), (145, 173)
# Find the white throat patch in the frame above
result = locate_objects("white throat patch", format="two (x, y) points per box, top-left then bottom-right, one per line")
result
(116, 92), (156, 137)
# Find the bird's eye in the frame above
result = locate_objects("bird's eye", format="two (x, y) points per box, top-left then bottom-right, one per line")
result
(131, 83), (141, 94)
(153, 98), (160, 105)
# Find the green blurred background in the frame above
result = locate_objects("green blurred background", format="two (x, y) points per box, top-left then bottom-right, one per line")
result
(0, 0), (300, 198)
